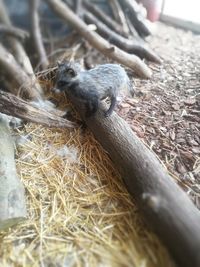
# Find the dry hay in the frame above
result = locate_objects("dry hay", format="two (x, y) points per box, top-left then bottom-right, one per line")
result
(0, 90), (174, 266)
(1, 22), (199, 267)
(0, 119), (174, 267)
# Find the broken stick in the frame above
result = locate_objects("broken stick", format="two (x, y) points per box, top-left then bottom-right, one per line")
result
(0, 90), (75, 128)
(46, 0), (152, 79)
(0, 115), (26, 230)
(66, 97), (200, 267)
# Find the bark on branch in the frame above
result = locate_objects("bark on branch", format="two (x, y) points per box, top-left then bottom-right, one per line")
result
(0, 90), (75, 128)
(0, 44), (42, 100)
(0, 115), (26, 230)
(45, 0), (152, 79)
(74, 0), (83, 16)
(84, 11), (161, 63)
(119, 0), (151, 38)
(108, 0), (130, 35)
(83, 0), (128, 38)
(0, 0), (33, 75)
(0, 0), (42, 94)
(30, 0), (49, 70)
(0, 24), (29, 40)
(66, 96), (200, 267)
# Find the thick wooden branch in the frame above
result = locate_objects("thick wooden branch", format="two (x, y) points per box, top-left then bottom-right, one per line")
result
(0, 44), (42, 100)
(83, 0), (128, 38)
(45, 0), (152, 79)
(0, 24), (29, 40)
(0, 90), (75, 128)
(84, 11), (161, 63)
(0, 0), (42, 94)
(0, 0), (33, 75)
(119, 0), (151, 38)
(125, 16), (141, 38)
(30, 0), (49, 70)
(0, 115), (26, 230)
(67, 96), (200, 267)
(108, 0), (130, 35)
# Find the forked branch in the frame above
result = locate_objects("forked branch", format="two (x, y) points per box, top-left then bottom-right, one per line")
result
(45, 0), (152, 78)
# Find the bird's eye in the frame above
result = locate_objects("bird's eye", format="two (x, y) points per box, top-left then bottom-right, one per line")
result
(66, 68), (76, 77)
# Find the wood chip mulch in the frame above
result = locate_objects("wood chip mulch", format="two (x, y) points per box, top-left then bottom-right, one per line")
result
(117, 22), (200, 208)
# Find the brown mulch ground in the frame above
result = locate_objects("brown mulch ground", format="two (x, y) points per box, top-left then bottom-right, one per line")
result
(117, 22), (200, 208)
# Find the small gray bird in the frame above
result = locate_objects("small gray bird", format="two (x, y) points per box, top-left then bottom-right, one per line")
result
(55, 61), (134, 117)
